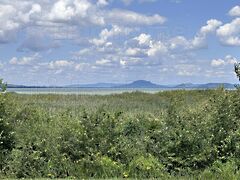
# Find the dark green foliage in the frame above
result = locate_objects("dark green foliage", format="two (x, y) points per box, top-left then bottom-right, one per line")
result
(234, 63), (240, 80)
(1, 89), (240, 178)
(0, 118), (15, 171)
(0, 79), (6, 93)
(0, 83), (14, 173)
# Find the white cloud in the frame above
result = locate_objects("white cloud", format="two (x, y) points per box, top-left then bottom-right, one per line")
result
(190, 35), (206, 49)
(48, 0), (105, 25)
(0, 2), (42, 43)
(90, 38), (105, 46)
(75, 62), (90, 71)
(229, 5), (240, 17)
(45, 59), (76, 74)
(100, 25), (132, 40)
(46, 0), (167, 29)
(97, 0), (109, 6)
(175, 64), (201, 76)
(48, 60), (74, 69)
(121, 0), (158, 5)
(211, 59), (225, 67)
(0, 0), (166, 47)
(134, 33), (152, 46)
(200, 19), (222, 35)
(120, 59), (127, 66)
(190, 19), (222, 49)
(47, 0), (166, 27)
(217, 18), (240, 46)
(225, 55), (238, 64)
(48, 0), (76, 22)
(73, 17), (226, 73)
(216, 7), (240, 46)
(19, 3), (42, 23)
(74, 48), (91, 56)
(119, 57), (143, 66)
(1, 1), (239, 85)
(107, 9), (166, 26)
(96, 59), (112, 66)
(91, 25), (133, 46)
(169, 36), (189, 50)
(168, 19), (222, 50)
(125, 47), (146, 57)
(9, 53), (40, 65)
(147, 41), (168, 57)
(130, 33), (168, 58)
(0, 4), (21, 43)
(126, 48), (139, 56)
(211, 55), (238, 67)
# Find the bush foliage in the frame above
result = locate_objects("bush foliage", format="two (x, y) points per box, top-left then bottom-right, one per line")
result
(0, 87), (240, 179)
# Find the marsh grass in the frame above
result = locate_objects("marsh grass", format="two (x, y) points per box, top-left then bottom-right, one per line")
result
(1, 89), (240, 179)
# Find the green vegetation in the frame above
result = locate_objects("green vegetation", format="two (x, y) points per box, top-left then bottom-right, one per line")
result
(235, 63), (240, 80)
(0, 87), (240, 179)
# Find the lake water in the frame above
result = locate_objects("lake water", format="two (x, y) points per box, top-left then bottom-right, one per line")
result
(7, 87), (174, 95)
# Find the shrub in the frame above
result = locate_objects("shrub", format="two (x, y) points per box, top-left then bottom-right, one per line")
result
(199, 160), (240, 179)
(234, 63), (240, 80)
(0, 80), (14, 171)
(128, 155), (167, 178)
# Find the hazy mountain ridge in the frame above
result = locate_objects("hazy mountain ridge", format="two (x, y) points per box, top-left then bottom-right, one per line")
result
(7, 80), (236, 89)
(115, 80), (160, 88)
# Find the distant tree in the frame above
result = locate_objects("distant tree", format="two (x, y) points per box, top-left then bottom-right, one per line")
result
(234, 63), (240, 81)
(0, 79), (6, 92)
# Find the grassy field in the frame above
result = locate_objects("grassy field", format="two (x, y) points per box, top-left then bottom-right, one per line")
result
(1, 88), (240, 179)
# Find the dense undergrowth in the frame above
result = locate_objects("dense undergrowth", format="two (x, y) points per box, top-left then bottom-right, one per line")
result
(1, 88), (240, 179)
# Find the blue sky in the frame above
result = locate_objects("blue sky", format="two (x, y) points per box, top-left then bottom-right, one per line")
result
(0, 0), (240, 85)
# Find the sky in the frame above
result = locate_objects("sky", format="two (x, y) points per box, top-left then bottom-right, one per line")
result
(0, 0), (240, 86)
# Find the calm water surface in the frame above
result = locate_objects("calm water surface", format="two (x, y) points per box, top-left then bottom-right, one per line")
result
(7, 88), (174, 95)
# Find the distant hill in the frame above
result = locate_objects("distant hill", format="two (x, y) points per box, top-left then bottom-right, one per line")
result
(6, 81), (236, 89)
(7, 84), (43, 88)
(115, 80), (161, 88)
(175, 83), (235, 89)
(116, 81), (236, 89)
(7, 84), (52, 88)
(175, 83), (199, 88)
(196, 83), (235, 89)
(7, 84), (30, 88)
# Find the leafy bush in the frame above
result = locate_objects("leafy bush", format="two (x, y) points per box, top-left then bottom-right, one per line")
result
(0, 80), (14, 172)
(128, 155), (167, 178)
(199, 160), (240, 179)
(234, 63), (240, 80)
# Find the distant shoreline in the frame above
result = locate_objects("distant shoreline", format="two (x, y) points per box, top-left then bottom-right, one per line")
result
(7, 80), (237, 89)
